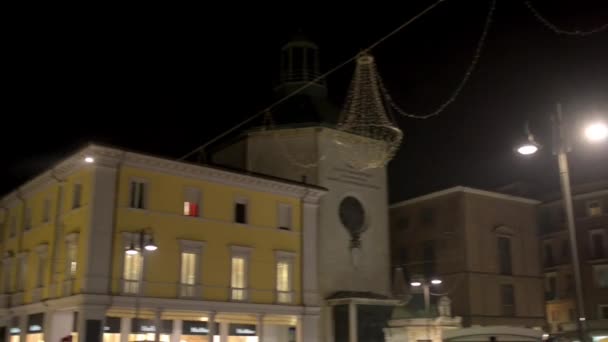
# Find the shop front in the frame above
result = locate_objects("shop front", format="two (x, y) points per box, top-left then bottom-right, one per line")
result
(26, 313), (44, 342)
(129, 318), (173, 341)
(103, 317), (122, 342)
(180, 321), (220, 342)
(228, 324), (258, 342)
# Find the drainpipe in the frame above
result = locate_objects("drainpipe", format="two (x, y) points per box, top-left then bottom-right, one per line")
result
(49, 170), (65, 295)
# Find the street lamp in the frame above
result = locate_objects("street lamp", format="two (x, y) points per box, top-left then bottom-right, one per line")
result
(514, 103), (607, 342)
(125, 229), (158, 254)
(410, 276), (443, 314)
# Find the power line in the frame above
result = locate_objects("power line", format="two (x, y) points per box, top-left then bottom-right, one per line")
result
(179, 0), (449, 161)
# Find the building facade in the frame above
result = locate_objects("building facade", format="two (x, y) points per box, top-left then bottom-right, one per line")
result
(0, 144), (326, 342)
(389, 186), (546, 328)
(538, 184), (608, 336)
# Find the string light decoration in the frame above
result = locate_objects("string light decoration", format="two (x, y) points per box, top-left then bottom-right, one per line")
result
(525, 1), (608, 36)
(335, 53), (403, 170)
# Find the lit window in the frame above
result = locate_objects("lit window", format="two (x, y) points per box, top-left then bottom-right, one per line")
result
(278, 204), (292, 230)
(587, 201), (602, 217)
(66, 243), (78, 278)
(276, 260), (293, 303)
(123, 252), (142, 294)
(72, 184), (82, 209)
(183, 188), (201, 217)
(129, 181), (146, 209)
(231, 256), (247, 300)
(180, 252), (197, 297)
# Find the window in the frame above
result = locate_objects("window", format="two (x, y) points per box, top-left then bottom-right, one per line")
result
(230, 246), (251, 301)
(66, 243), (78, 278)
(501, 284), (515, 316)
(591, 231), (607, 259)
(545, 274), (557, 300)
(587, 200), (602, 217)
(16, 256), (26, 292)
(544, 243), (554, 267)
(600, 305), (608, 319)
(123, 252), (143, 294)
(180, 252), (197, 296)
(234, 198), (247, 224)
(72, 184), (82, 209)
(183, 188), (200, 217)
(498, 237), (513, 275)
(276, 251), (295, 304)
(37, 254), (47, 288)
(9, 216), (16, 238)
(551, 310), (559, 322)
(3, 260), (12, 293)
(278, 204), (292, 230)
(42, 199), (51, 223)
(561, 240), (570, 263)
(594, 265), (608, 288)
(420, 208), (434, 225)
(422, 240), (435, 277)
(565, 274), (574, 296)
(129, 181), (146, 209)
(24, 207), (32, 231)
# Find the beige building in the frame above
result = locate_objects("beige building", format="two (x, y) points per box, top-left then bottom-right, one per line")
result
(538, 183), (608, 336)
(390, 186), (546, 328)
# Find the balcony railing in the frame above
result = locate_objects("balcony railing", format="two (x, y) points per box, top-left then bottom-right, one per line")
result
(276, 291), (294, 304)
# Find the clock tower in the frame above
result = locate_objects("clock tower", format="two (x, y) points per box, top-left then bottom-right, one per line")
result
(212, 34), (396, 342)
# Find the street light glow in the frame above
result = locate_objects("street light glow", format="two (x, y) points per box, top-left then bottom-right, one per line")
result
(410, 281), (422, 287)
(144, 242), (158, 251)
(517, 143), (538, 155)
(84, 156), (95, 163)
(431, 279), (442, 285)
(125, 247), (139, 255)
(584, 122), (608, 142)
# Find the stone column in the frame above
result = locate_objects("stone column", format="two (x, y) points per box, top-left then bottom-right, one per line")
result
(257, 314), (265, 342)
(348, 302), (358, 342)
(208, 312), (217, 338)
(220, 322), (229, 342)
(120, 317), (131, 342)
(171, 319), (182, 342)
(77, 305), (106, 342)
(44, 310), (73, 342)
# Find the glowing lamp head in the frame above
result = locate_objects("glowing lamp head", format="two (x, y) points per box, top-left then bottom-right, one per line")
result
(410, 281), (422, 287)
(125, 242), (138, 255)
(144, 242), (158, 251)
(84, 156), (95, 163)
(584, 122), (608, 142)
(517, 143), (539, 155)
(431, 279), (442, 285)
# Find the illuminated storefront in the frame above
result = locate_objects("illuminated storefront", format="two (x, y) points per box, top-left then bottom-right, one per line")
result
(103, 317), (121, 342)
(26, 313), (44, 342)
(228, 324), (258, 342)
(129, 318), (172, 341)
(180, 321), (220, 342)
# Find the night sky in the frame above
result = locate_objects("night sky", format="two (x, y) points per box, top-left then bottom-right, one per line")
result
(3, 1), (607, 202)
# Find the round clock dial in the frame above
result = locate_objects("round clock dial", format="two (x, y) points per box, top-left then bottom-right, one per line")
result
(339, 196), (366, 235)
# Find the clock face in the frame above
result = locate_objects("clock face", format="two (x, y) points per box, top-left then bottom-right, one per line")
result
(339, 196), (367, 235)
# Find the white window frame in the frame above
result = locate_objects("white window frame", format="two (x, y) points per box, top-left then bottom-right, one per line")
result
(42, 198), (51, 223)
(183, 187), (202, 217)
(2, 257), (13, 293)
(128, 179), (148, 210)
(179, 240), (205, 298)
(23, 206), (32, 231)
(121, 232), (145, 295)
(72, 183), (82, 209)
(587, 200), (603, 217)
(230, 245), (252, 301)
(277, 203), (293, 230)
(275, 250), (295, 304)
(599, 304), (608, 319)
(593, 264), (608, 289)
(234, 196), (249, 224)
(15, 253), (27, 292)
(589, 229), (608, 260)
(65, 233), (79, 279)
(35, 244), (49, 288)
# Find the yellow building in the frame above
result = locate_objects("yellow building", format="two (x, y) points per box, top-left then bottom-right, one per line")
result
(0, 144), (326, 342)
